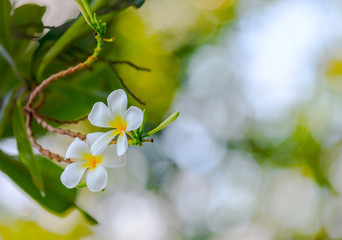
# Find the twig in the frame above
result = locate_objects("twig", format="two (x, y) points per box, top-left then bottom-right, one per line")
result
(37, 114), (88, 125)
(25, 112), (71, 164)
(72, 46), (149, 103)
(107, 60), (151, 72)
(25, 107), (86, 140)
(110, 65), (146, 105)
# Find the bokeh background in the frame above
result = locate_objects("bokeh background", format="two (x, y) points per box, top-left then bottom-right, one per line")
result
(2, 0), (342, 239)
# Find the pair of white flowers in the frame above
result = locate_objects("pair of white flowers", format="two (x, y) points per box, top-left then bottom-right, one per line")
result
(60, 89), (143, 192)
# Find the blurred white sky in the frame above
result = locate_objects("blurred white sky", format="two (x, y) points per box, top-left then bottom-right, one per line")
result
(232, 0), (342, 119)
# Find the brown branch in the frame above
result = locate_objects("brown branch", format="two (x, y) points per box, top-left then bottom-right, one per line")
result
(70, 47), (149, 103)
(109, 60), (151, 72)
(99, 58), (149, 105)
(110, 65), (146, 105)
(25, 111), (71, 164)
(24, 107), (86, 140)
(37, 114), (88, 125)
(72, 47), (151, 73)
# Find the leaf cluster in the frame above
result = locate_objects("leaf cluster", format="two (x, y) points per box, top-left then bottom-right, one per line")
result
(0, 0), (144, 223)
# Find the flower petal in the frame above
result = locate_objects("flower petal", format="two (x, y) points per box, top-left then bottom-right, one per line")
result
(117, 132), (128, 156)
(124, 106), (143, 132)
(86, 165), (108, 192)
(60, 161), (86, 188)
(107, 89), (127, 118)
(101, 144), (127, 168)
(86, 132), (105, 149)
(88, 102), (113, 128)
(65, 138), (89, 159)
(90, 130), (116, 156)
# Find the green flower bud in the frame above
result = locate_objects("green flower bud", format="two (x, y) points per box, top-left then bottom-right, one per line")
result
(146, 111), (179, 137)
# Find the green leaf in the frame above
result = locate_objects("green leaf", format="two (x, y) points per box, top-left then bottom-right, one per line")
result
(12, 96), (44, 192)
(11, 4), (46, 39)
(0, 3), (46, 85)
(245, 124), (333, 189)
(147, 111), (179, 137)
(0, 151), (77, 214)
(0, 43), (24, 82)
(0, 89), (16, 139)
(96, 0), (145, 15)
(0, 0), (12, 50)
(77, 206), (99, 225)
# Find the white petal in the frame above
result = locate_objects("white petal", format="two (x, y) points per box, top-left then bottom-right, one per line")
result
(100, 145), (127, 168)
(88, 102), (113, 128)
(107, 89), (127, 118)
(124, 106), (143, 131)
(90, 130), (116, 156)
(117, 133), (128, 156)
(86, 132), (105, 149)
(86, 165), (108, 192)
(65, 138), (89, 159)
(60, 161), (86, 188)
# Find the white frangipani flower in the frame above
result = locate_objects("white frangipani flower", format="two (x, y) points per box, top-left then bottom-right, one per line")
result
(60, 133), (126, 192)
(88, 89), (143, 156)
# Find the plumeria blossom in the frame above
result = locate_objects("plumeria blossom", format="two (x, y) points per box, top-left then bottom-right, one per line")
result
(60, 133), (126, 192)
(88, 89), (143, 156)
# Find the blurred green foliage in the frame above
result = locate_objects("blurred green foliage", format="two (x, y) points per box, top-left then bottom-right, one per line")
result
(229, 123), (333, 190)
(0, 219), (91, 240)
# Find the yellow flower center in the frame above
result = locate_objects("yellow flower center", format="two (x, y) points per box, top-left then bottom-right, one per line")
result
(83, 153), (102, 170)
(110, 115), (127, 134)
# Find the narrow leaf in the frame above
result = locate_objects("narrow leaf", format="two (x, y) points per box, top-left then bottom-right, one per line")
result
(74, 0), (94, 27)
(76, 206), (99, 225)
(0, 89), (16, 139)
(12, 96), (44, 192)
(81, 0), (95, 24)
(0, 43), (24, 82)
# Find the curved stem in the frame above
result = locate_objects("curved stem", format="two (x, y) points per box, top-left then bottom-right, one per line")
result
(25, 112), (71, 164)
(25, 36), (105, 163)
